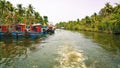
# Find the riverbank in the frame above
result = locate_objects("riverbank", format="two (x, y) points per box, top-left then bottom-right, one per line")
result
(58, 27), (119, 36)
(56, 2), (120, 34)
(65, 28), (120, 34)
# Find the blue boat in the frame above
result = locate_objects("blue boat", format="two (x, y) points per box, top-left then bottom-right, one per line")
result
(29, 32), (40, 39)
(0, 32), (4, 39)
(0, 23), (55, 39)
(12, 32), (25, 39)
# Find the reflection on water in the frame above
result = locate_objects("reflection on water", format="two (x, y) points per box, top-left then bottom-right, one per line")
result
(79, 31), (120, 54)
(78, 31), (120, 68)
(54, 44), (86, 68)
(0, 29), (120, 68)
(0, 38), (42, 68)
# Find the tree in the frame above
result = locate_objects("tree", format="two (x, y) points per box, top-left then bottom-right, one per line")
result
(6, 1), (14, 24)
(114, 3), (120, 14)
(43, 16), (48, 25)
(105, 2), (113, 15)
(85, 16), (91, 24)
(0, 0), (6, 16)
(99, 2), (113, 17)
(0, 0), (6, 23)
(26, 4), (34, 24)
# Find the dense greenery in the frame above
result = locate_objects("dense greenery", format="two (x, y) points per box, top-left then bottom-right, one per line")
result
(56, 2), (120, 33)
(0, 0), (48, 25)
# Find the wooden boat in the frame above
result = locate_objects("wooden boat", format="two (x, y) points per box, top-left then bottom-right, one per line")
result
(0, 23), (55, 39)
(0, 24), (26, 39)
(29, 23), (42, 38)
(47, 24), (55, 34)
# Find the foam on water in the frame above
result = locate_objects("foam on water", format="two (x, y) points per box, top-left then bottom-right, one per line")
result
(54, 44), (87, 68)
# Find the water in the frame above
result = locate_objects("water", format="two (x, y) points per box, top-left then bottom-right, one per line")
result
(0, 29), (120, 68)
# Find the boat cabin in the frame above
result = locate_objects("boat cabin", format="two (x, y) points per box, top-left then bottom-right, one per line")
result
(31, 24), (42, 32)
(0, 24), (9, 32)
(18, 24), (26, 32)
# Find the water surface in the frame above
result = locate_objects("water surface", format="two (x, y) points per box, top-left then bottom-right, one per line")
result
(0, 29), (120, 68)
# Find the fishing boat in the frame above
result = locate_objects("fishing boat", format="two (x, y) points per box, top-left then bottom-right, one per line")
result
(47, 24), (55, 34)
(29, 23), (41, 38)
(0, 23), (55, 39)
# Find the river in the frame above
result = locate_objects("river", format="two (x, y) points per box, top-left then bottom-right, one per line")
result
(0, 29), (120, 68)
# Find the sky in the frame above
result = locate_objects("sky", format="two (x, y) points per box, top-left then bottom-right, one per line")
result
(6, 0), (120, 24)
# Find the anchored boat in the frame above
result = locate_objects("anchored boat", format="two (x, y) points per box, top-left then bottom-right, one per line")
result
(0, 23), (55, 39)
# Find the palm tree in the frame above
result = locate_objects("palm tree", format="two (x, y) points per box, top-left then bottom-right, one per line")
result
(77, 18), (80, 23)
(34, 11), (43, 24)
(6, 1), (14, 25)
(28, 4), (34, 15)
(34, 11), (40, 23)
(43, 16), (48, 25)
(0, 0), (44, 26)
(85, 16), (91, 24)
(105, 2), (113, 15)
(99, 2), (113, 17)
(0, 0), (6, 23)
(0, 0), (6, 16)
(114, 3), (120, 14)
(17, 4), (24, 16)
(26, 4), (34, 24)
(16, 4), (26, 23)
(93, 13), (97, 20)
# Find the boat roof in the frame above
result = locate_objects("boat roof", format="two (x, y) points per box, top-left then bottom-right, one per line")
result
(19, 23), (26, 25)
(32, 23), (41, 26)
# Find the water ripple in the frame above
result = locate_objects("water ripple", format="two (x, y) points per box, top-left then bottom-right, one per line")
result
(54, 44), (87, 68)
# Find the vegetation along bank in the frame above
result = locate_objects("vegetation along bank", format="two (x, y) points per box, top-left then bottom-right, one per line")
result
(56, 2), (120, 34)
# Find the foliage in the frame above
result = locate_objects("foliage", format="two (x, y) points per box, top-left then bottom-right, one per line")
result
(0, 0), (47, 25)
(56, 2), (120, 34)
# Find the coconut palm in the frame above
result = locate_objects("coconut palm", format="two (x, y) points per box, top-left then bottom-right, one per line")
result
(28, 4), (34, 15)
(105, 2), (113, 15)
(26, 4), (34, 24)
(99, 2), (113, 17)
(16, 4), (26, 23)
(85, 16), (91, 25)
(17, 4), (25, 17)
(5, 1), (14, 25)
(0, 0), (6, 16)
(0, 0), (6, 23)
(114, 3), (120, 14)
(0, 0), (45, 26)
(43, 16), (48, 25)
